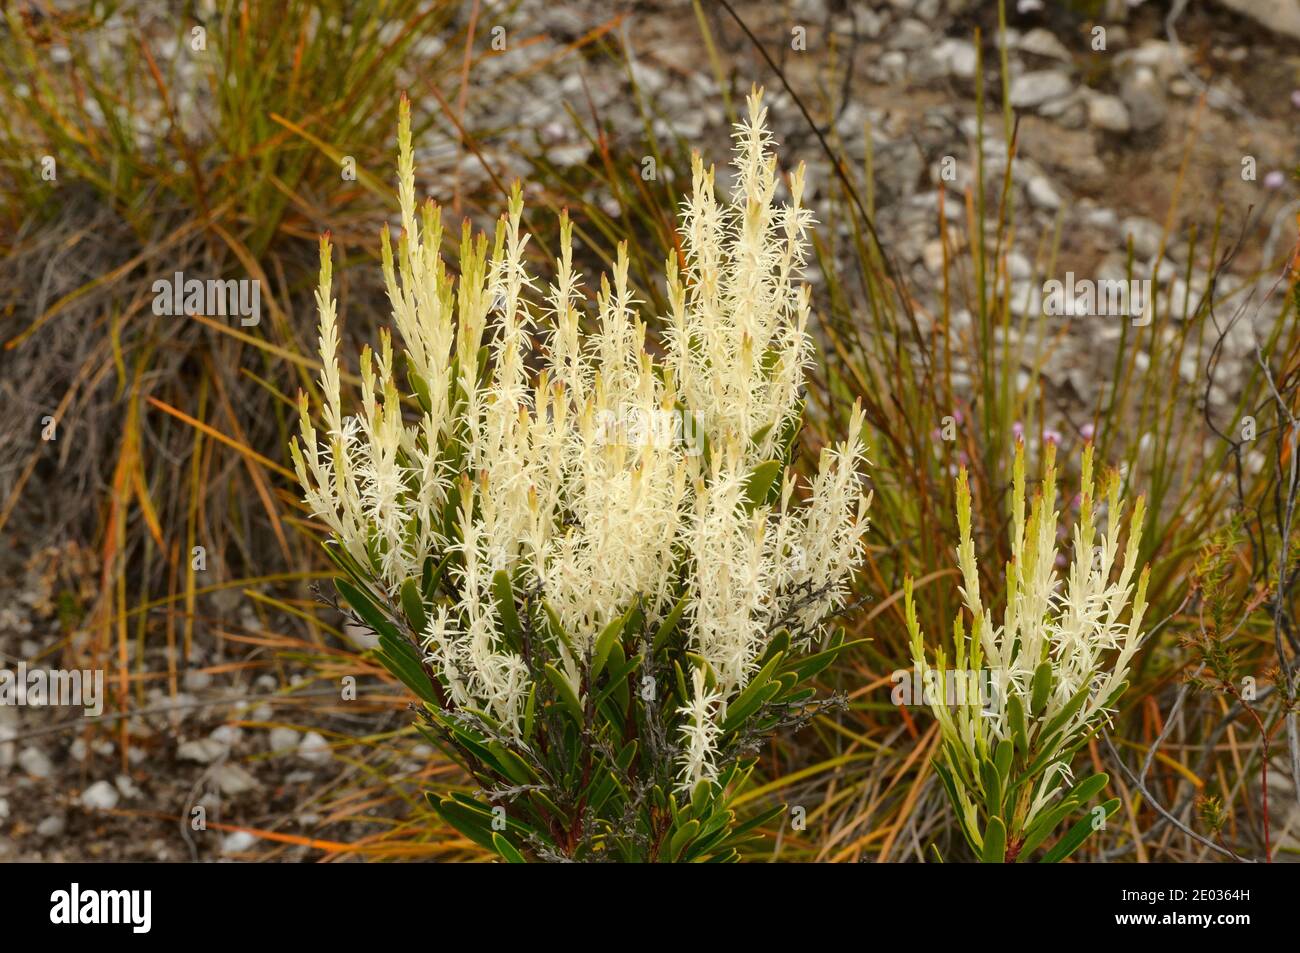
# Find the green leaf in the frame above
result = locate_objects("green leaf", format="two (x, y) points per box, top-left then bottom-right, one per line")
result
(652, 594), (690, 653)
(1008, 693), (1028, 752)
(1067, 772), (1110, 805)
(982, 816), (1007, 863)
(542, 600), (579, 657)
(1040, 798), (1120, 863)
(741, 460), (783, 511)
(993, 738), (1013, 783)
(400, 577), (428, 633)
(727, 802), (783, 841)
(591, 611), (627, 679)
(669, 819), (702, 862)
(430, 796), (497, 852)
(787, 634), (865, 682)
(759, 628), (791, 668)
(335, 578), (400, 642)
(1040, 681), (1092, 742)
(720, 650), (785, 734)
(491, 570), (523, 652)
(542, 663), (584, 725)
(1029, 661), (1052, 716)
(487, 741), (537, 786)
(593, 653), (641, 711)
(522, 684), (537, 741)
(491, 832), (526, 863)
(322, 542), (377, 595)
(672, 661), (690, 707)
(1018, 797), (1084, 860)
(690, 777), (713, 817)
(406, 356), (432, 413)
(423, 548), (456, 601)
(980, 758), (1003, 818)
(374, 647), (438, 706)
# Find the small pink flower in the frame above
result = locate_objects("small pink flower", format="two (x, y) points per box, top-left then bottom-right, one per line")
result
(931, 427), (942, 443)
(1080, 422), (1095, 441)
(1292, 89), (1300, 109)
(1265, 170), (1286, 190)
(957, 451), (969, 467)
(1054, 552), (1068, 569)
(952, 410), (964, 425)
(1043, 428), (1061, 446)
(1012, 421), (1024, 441)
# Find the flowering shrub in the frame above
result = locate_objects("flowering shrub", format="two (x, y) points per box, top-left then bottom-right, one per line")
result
(906, 442), (1149, 862)
(292, 89), (870, 861)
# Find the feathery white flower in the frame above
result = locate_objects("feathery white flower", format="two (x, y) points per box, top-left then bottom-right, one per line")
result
(294, 88), (870, 789)
(906, 441), (1149, 849)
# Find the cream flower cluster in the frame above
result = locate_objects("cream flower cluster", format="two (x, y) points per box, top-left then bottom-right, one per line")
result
(293, 89), (870, 788)
(907, 442), (1148, 830)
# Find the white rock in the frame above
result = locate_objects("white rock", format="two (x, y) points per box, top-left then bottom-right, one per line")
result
(210, 725), (243, 748)
(18, 746), (53, 778)
(1121, 216), (1163, 259)
(221, 831), (258, 855)
(879, 51), (908, 85)
(1087, 93), (1131, 133)
(214, 763), (259, 796)
(1215, 0), (1300, 41)
(269, 728), (299, 753)
(81, 780), (120, 811)
(1039, 93), (1086, 129)
(1009, 71), (1074, 109)
(36, 814), (65, 837)
(298, 731), (332, 765)
(1027, 176), (1063, 210)
(115, 773), (142, 799)
(177, 738), (227, 764)
(1018, 28), (1071, 61)
(1119, 39), (1185, 82)
(0, 798), (8, 820)
(1120, 66), (1166, 132)
(891, 18), (932, 51)
(1081, 206), (1119, 230)
(935, 38), (977, 79)
(850, 10), (886, 40)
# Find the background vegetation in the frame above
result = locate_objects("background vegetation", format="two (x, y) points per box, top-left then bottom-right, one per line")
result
(1, 0), (1296, 862)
